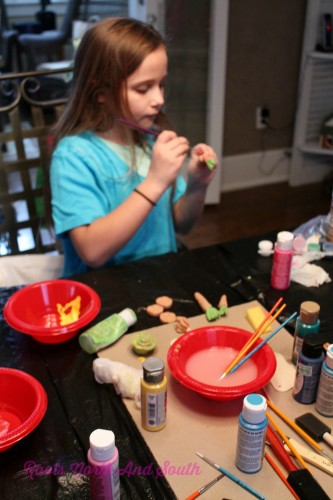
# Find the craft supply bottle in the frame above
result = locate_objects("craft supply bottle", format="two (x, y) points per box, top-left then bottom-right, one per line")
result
(235, 393), (268, 473)
(271, 231), (294, 290)
(325, 188), (333, 242)
(291, 301), (320, 365)
(87, 428), (120, 500)
(79, 308), (137, 354)
(293, 334), (324, 404)
(141, 357), (167, 432)
(316, 344), (333, 417)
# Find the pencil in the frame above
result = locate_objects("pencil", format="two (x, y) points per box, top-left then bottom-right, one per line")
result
(185, 473), (224, 500)
(229, 311), (297, 374)
(264, 452), (300, 500)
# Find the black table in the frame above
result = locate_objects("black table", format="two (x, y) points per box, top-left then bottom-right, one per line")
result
(1, 233), (332, 499)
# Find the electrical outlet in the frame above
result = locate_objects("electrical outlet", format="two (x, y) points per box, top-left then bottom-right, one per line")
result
(256, 107), (269, 130)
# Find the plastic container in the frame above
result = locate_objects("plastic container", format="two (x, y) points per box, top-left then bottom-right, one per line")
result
(235, 393), (268, 473)
(167, 326), (276, 401)
(79, 308), (137, 354)
(0, 368), (48, 452)
(141, 357), (167, 431)
(293, 334), (324, 404)
(291, 301), (320, 365)
(271, 231), (294, 290)
(316, 344), (333, 417)
(87, 429), (120, 500)
(3, 279), (101, 343)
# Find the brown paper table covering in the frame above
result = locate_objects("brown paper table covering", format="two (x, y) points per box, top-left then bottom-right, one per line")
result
(98, 300), (333, 500)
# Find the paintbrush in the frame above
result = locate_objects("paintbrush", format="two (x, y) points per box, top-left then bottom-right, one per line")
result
(264, 452), (300, 500)
(266, 422), (331, 499)
(229, 311), (297, 374)
(267, 400), (333, 463)
(220, 297), (285, 379)
(119, 118), (217, 170)
(185, 473), (224, 500)
(295, 413), (333, 450)
(196, 452), (267, 500)
(283, 436), (333, 477)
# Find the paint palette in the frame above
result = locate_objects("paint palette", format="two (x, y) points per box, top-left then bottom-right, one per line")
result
(167, 325), (277, 401)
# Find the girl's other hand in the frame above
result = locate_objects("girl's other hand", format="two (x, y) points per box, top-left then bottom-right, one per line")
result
(149, 130), (189, 189)
(187, 143), (218, 188)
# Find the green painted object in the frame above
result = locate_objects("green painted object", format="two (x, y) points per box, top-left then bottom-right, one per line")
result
(205, 306), (220, 322)
(205, 158), (217, 170)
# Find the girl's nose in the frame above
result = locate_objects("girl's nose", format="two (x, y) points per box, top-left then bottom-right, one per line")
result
(152, 86), (165, 107)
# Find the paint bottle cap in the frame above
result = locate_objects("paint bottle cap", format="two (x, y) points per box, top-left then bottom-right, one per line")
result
(293, 234), (306, 252)
(143, 357), (165, 384)
(89, 429), (115, 462)
(242, 394), (267, 424)
(326, 345), (333, 369)
(302, 334), (324, 359)
(258, 240), (273, 256)
(276, 231), (294, 250)
(299, 301), (320, 324)
(118, 308), (137, 327)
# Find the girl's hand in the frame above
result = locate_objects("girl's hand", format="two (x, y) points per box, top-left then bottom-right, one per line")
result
(187, 143), (218, 189)
(148, 130), (189, 189)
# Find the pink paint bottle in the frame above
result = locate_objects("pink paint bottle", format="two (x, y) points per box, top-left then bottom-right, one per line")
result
(270, 231), (294, 290)
(87, 428), (120, 500)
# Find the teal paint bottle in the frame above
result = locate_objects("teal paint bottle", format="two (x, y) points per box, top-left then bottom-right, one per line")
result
(291, 301), (320, 365)
(235, 394), (268, 473)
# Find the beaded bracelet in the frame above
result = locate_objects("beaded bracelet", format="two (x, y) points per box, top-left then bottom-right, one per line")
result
(133, 188), (156, 207)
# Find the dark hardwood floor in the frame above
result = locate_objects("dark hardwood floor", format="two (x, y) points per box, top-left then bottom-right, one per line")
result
(179, 180), (333, 249)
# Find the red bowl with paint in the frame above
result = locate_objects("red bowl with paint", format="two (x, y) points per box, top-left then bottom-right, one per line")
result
(4, 279), (101, 343)
(167, 325), (276, 401)
(0, 368), (48, 452)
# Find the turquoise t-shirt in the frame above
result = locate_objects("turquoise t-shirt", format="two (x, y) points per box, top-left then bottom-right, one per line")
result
(50, 131), (186, 276)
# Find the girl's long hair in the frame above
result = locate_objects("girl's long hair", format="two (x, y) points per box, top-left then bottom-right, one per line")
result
(53, 17), (170, 145)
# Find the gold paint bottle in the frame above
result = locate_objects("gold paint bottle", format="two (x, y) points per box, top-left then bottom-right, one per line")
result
(141, 357), (167, 431)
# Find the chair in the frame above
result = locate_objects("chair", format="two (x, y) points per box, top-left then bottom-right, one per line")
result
(0, 0), (20, 73)
(18, 0), (81, 70)
(0, 66), (72, 257)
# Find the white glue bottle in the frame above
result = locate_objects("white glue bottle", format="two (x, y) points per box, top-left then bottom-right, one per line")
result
(235, 394), (268, 473)
(87, 428), (120, 500)
(315, 344), (333, 417)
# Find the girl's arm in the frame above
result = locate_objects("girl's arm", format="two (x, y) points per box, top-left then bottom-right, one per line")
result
(69, 131), (189, 267)
(173, 143), (218, 234)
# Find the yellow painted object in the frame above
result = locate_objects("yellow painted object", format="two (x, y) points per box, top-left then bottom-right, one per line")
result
(246, 305), (271, 333)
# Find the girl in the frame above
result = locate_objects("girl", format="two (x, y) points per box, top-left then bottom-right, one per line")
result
(50, 17), (218, 276)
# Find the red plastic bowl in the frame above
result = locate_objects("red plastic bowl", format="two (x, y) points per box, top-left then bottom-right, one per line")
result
(167, 326), (277, 401)
(4, 280), (101, 343)
(0, 368), (48, 452)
